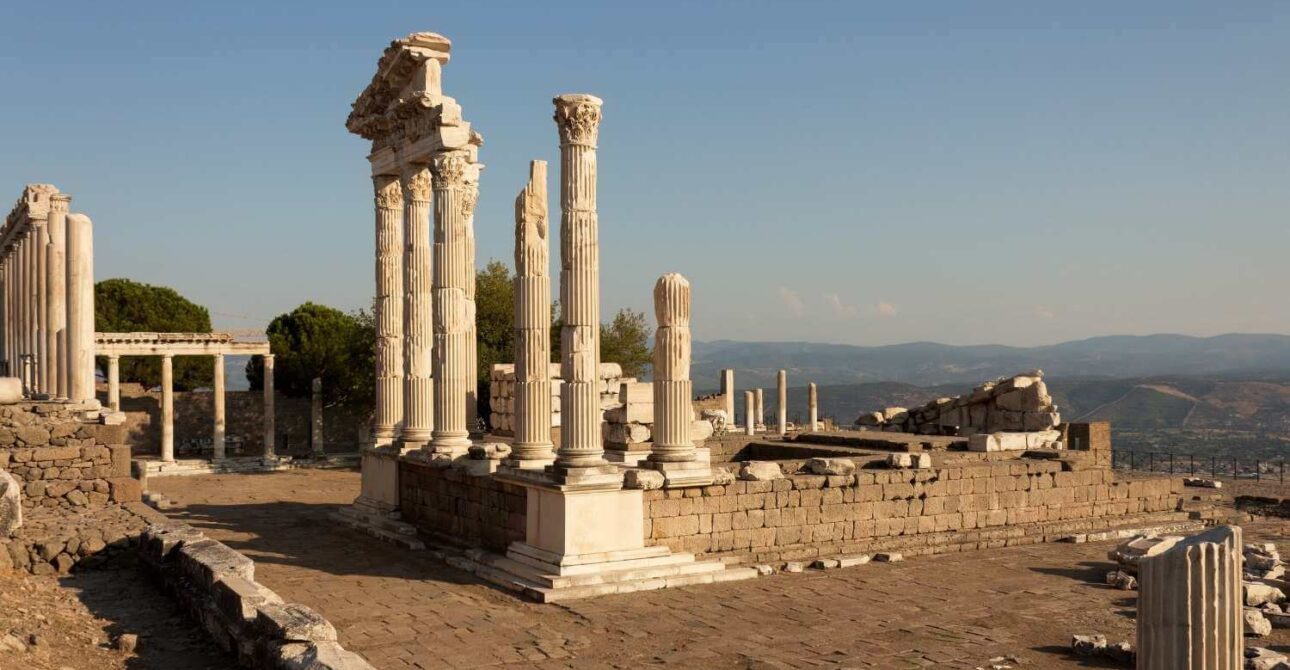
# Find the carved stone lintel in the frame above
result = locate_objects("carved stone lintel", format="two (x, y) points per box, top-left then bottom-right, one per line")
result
(553, 94), (603, 147)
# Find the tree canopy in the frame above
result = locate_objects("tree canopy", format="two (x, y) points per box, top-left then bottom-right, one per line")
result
(246, 302), (374, 409)
(95, 278), (213, 390)
(600, 308), (652, 379)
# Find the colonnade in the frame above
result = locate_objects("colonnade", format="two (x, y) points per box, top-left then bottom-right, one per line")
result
(0, 184), (95, 401)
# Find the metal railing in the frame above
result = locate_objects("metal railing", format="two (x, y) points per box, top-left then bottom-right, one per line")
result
(1112, 449), (1286, 484)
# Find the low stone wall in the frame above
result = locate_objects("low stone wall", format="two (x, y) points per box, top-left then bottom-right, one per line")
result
(643, 459), (1189, 563)
(1, 503), (152, 575)
(140, 520), (373, 670)
(399, 460), (526, 552)
(0, 402), (139, 510)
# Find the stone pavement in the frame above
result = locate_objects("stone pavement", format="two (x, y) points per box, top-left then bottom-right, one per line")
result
(150, 469), (1290, 670)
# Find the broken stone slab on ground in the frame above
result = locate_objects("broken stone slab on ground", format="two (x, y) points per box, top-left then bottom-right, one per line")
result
(1245, 607), (1273, 637)
(1106, 569), (1137, 590)
(1108, 534), (1182, 572)
(1245, 647), (1290, 670)
(1245, 582), (1287, 607)
(805, 457), (854, 476)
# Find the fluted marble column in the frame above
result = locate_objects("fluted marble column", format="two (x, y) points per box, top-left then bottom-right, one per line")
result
(32, 219), (48, 395)
(160, 354), (174, 462)
(721, 369), (735, 425)
(311, 377), (325, 455)
(509, 160), (554, 467)
(754, 388), (765, 431)
(400, 165), (434, 447)
(106, 355), (120, 411)
(744, 391), (756, 436)
(429, 151), (472, 456)
(263, 353), (275, 458)
(776, 370), (787, 435)
(462, 171), (481, 437)
(46, 194), (68, 399)
(65, 214), (94, 403)
(648, 274), (711, 486)
(372, 175), (405, 444)
(808, 382), (819, 431)
(552, 93), (617, 485)
(213, 353), (226, 460)
(1137, 525), (1242, 670)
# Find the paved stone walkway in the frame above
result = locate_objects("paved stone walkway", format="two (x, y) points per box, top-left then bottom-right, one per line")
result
(151, 469), (1290, 669)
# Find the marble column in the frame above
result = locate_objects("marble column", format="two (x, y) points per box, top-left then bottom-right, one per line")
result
(776, 370), (787, 435)
(262, 354), (275, 458)
(754, 388), (765, 431)
(106, 355), (120, 411)
(429, 151), (472, 457)
(648, 274), (711, 486)
(65, 214), (94, 403)
(212, 353), (226, 460)
(462, 171), (481, 438)
(744, 391), (756, 436)
(19, 235), (30, 386)
(311, 377), (325, 455)
(160, 354), (174, 462)
(552, 93), (616, 484)
(400, 165), (435, 448)
(46, 194), (68, 399)
(32, 219), (47, 394)
(808, 382), (819, 431)
(371, 175), (405, 444)
(26, 230), (39, 390)
(720, 369), (735, 425)
(0, 259), (7, 375)
(509, 160), (555, 467)
(1137, 525), (1242, 670)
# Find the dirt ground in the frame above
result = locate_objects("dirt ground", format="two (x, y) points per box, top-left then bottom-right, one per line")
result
(0, 557), (236, 670)
(150, 468), (1290, 669)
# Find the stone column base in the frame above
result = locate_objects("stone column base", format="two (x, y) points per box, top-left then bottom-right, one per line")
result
(604, 446), (652, 467)
(649, 460), (714, 488)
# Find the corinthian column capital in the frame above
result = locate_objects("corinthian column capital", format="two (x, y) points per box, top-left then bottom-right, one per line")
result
(50, 194), (71, 213)
(553, 94), (603, 147)
(431, 151), (470, 190)
(402, 165), (433, 203)
(373, 174), (403, 209)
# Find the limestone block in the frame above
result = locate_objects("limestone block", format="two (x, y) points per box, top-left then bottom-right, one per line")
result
(1022, 411), (1060, 431)
(1246, 608), (1273, 637)
(738, 461), (784, 481)
(1245, 583), (1286, 607)
(0, 470), (20, 537)
(0, 378), (21, 404)
(1109, 534), (1182, 572)
(1246, 647), (1290, 670)
(886, 453), (912, 468)
(619, 382), (651, 404)
(882, 407), (908, 423)
(1137, 526), (1243, 670)
(995, 383), (1049, 412)
(855, 411), (884, 427)
(274, 642), (377, 670)
(624, 469), (664, 490)
(213, 573), (284, 623)
(988, 410), (1025, 431)
(255, 603), (338, 643)
(691, 419), (714, 442)
(604, 404), (653, 424)
(912, 453), (932, 469)
(806, 458), (855, 476)
(178, 538), (255, 589)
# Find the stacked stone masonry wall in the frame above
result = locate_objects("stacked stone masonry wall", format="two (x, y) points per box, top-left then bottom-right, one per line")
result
(644, 460), (1187, 563)
(0, 402), (139, 509)
(399, 460), (527, 552)
(488, 362), (628, 435)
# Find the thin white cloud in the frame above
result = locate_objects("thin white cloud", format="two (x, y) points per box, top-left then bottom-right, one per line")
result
(777, 286), (805, 316)
(825, 293), (859, 318)
(875, 301), (897, 317)
(1033, 305), (1056, 320)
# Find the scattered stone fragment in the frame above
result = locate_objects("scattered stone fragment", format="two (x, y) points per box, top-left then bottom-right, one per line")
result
(1246, 646), (1290, 670)
(738, 461), (784, 481)
(874, 552), (903, 563)
(885, 453), (912, 469)
(782, 562), (804, 573)
(1071, 634), (1107, 656)
(1183, 477), (1222, 489)
(1105, 569), (1137, 590)
(805, 457), (854, 476)
(1108, 534), (1182, 572)
(811, 558), (840, 570)
(115, 633), (139, 652)
(1104, 641), (1135, 665)
(1245, 582), (1286, 607)
(752, 564), (774, 576)
(838, 554), (871, 568)
(1245, 608), (1273, 637)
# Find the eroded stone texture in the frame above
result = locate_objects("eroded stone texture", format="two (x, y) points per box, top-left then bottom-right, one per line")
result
(1136, 525), (1243, 670)
(509, 161), (554, 467)
(0, 468), (20, 537)
(647, 273), (710, 486)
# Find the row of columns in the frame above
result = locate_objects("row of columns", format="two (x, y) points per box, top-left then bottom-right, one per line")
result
(0, 186), (95, 402)
(727, 369), (821, 435)
(104, 351), (274, 462)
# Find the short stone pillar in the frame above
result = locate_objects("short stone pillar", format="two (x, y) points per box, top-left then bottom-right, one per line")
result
(720, 369), (735, 426)
(106, 355), (120, 412)
(212, 353), (226, 460)
(262, 354), (275, 459)
(808, 382), (819, 431)
(744, 391), (756, 436)
(754, 388), (765, 431)
(64, 213), (94, 403)
(508, 160), (555, 468)
(776, 370), (787, 435)
(647, 274), (710, 487)
(1136, 525), (1243, 669)
(160, 354), (174, 462)
(311, 377), (324, 456)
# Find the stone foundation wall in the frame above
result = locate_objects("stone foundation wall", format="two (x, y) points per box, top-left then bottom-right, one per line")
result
(140, 519), (373, 670)
(399, 461), (526, 552)
(0, 402), (139, 509)
(643, 459), (1187, 563)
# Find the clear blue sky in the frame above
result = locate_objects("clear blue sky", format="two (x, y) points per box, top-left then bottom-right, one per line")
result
(2, 2), (1286, 347)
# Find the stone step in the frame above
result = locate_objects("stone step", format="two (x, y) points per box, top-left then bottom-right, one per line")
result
(503, 545), (694, 578)
(530, 565), (760, 603)
(487, 554), (726, 589)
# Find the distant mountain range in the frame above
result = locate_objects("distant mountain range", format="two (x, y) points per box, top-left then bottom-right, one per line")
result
(693, 334), (1290, 390)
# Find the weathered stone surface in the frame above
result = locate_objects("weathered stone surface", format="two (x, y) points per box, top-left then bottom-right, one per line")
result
(885, 454), (912, 468)
(1109, 534), (1182, 571)
(738, 461), (783, 481)
(0, 470), (20, 537)
(255, 603), (338, 643)
(1246, 647), (1290, 670)
(274, 641), (377, 670)
(1071, 634), (1107, 656)
(623, 469), (664, 490)
(178, 538), (255, 589)
(805, 458), (854, 476)
(213, 573), (284, 624)
(1105, 569), (1137, 590)
(1246, 607), (1273, 637)
(1137, 526), (1242, 670)
(1245, 582), (1286, 607)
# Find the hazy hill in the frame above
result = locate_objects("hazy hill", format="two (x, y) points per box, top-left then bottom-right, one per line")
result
(694, 333), (1290, 390)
